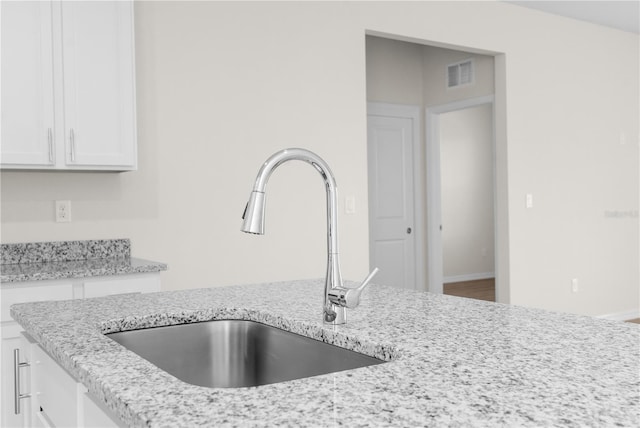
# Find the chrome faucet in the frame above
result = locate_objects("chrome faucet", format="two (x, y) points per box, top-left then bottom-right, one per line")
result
(241, 148), (378, 325)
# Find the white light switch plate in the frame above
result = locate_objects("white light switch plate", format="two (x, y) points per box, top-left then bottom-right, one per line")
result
(345, 196), (356, 214)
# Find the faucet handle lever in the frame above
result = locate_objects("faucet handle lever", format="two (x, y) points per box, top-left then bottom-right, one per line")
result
(330, 267), (379, 309)
(357, 267), (380, 293)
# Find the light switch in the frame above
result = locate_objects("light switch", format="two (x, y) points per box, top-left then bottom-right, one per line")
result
(571, 278), (579, 293)
(526, 194), (533, 209)
(345, 196), (356, 214)
(619, 131), (627, 145)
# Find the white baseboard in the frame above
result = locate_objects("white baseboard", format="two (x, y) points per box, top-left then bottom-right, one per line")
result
(596, 309), (640, 321)
(443, 272), (495, 284)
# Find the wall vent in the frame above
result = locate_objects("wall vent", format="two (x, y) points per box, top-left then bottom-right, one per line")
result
(447, 59), (474, 88)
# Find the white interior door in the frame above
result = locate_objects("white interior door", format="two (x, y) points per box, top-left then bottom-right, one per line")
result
(367, 105), (418, 289)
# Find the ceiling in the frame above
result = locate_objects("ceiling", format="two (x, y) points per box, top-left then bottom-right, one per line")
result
(505, 1), (640, 34)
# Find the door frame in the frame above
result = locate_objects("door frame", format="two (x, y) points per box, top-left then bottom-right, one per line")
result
(367, 102), (426, 290)
(425, 95), (496, 295)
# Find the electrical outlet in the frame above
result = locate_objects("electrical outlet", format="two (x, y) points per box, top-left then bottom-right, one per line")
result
(571, 278), (579, 293)
(55, 200), (71, 222)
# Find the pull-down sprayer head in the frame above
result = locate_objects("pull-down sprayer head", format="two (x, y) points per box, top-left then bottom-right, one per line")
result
(241, 191), (266, 235)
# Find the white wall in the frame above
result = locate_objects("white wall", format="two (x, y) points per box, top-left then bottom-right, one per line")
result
(366, 37), (424, 106)
(1, 1), (637, 317)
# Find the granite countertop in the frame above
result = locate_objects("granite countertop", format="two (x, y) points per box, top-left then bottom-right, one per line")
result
(1, 239), (167, 283)
(10, 280), (639, 427)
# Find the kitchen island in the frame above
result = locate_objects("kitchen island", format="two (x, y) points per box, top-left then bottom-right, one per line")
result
(10, 279), (639, 427)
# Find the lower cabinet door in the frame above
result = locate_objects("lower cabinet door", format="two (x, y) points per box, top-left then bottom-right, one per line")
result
(32, 345), (79, 427)
(28, 339), (124, 428)
(1, 281), (74, 427)
(0, 325), (29, 428)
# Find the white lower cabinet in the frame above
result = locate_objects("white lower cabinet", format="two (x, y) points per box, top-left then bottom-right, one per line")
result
(31, 340), (79, 427)
(22, 334), (124, 428)
(1, 281), (73, 428)
(2, 326), (31, 428)
(1, 273), (160, 427)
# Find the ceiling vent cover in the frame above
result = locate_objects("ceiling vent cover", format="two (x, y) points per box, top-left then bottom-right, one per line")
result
(447, 59), (474, 88)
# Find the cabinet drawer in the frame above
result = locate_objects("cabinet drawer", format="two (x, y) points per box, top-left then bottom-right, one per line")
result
(83, 274), (160, 298)
(32, 345), (78, 428)
(1, 283), (73, 322)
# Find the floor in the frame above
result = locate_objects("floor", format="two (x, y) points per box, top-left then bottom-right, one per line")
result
(443, 279), (640, 325)
(443, 278), (495, 302)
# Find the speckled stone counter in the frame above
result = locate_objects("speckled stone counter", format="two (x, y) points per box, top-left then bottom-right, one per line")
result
(10, 280), (640, 427)
(1, 239), (167, 283)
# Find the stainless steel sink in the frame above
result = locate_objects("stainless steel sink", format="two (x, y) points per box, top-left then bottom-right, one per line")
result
(106, 319), (385, 388)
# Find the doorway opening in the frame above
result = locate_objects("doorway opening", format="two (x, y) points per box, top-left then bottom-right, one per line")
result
(427, 97), (495, 301)
(365, 34), (508, 302)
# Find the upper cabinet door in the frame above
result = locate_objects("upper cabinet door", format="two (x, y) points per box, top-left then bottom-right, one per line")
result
(0, 0), (137, 171)
(1, 1), (56, 167)
(61, 1), (137, 169)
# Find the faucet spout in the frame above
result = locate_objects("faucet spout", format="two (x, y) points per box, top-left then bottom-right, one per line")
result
(241, 148), (350, 324)
(241, 148), (339, 251)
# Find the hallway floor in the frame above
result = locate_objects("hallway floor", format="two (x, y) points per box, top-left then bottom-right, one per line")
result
(443, 278), (495, 302)
(443, 279), (639, 325)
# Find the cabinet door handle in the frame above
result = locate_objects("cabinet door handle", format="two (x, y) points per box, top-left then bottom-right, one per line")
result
(47, 128), (54, 163)
(70, 128), (76, 162)
(13, 349), (31, 415)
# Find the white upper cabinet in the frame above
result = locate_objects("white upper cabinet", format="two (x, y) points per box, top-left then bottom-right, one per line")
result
(60, 1), (137, 168)
(0, 1), (55, 167)
(1, 1), (137, 171)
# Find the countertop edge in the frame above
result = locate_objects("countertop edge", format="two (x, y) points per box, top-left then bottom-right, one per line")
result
(0, 257), (168, 284)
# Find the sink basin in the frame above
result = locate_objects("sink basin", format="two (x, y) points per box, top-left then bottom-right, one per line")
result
(106, 319), (385, 388)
